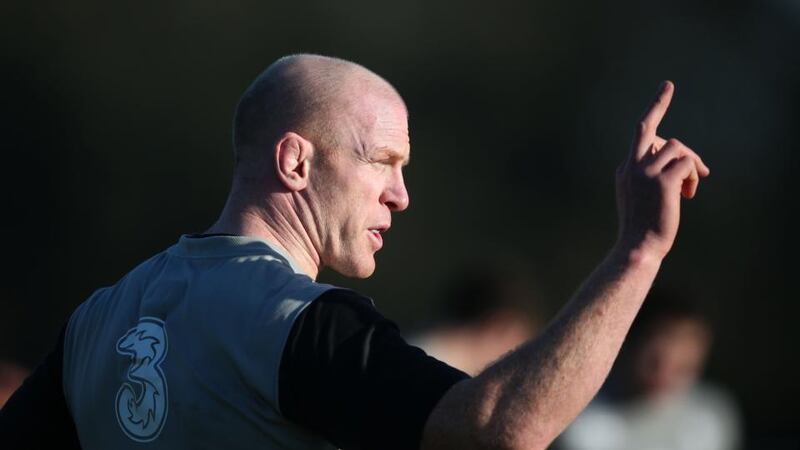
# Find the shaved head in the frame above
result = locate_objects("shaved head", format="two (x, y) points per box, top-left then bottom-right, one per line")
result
(214, 54), (411, 279)
(233, 54), (404, 178)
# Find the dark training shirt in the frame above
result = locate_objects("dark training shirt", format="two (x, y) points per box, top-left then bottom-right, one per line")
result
(1, 289), (469, 450)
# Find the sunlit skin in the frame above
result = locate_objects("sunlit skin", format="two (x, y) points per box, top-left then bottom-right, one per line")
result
(301, 87), (410, 278)
(208, 56), (409, 279)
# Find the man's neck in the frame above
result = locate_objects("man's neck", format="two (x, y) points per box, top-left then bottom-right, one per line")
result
(206, 198), (322, 279)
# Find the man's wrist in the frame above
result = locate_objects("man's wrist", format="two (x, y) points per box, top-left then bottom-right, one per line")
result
(608, 242), (665, 272)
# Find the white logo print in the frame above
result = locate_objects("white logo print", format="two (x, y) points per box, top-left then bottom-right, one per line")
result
(115, 317), (169, 442)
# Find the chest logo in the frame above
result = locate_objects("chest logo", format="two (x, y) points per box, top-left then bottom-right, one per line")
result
(115, 317), (169, 442)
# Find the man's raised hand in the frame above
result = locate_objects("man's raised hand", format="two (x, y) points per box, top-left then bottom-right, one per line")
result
(615, 81), (710, 259)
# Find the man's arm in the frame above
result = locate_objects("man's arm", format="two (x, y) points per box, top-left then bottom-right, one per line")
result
(421, 81), (711, 450)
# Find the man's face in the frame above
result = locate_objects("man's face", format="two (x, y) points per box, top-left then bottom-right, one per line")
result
(308, 92), (410, 278)
(632, 317), (711, 400)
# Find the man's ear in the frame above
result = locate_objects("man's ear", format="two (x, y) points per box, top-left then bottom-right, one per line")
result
(274, 132), (313, 191)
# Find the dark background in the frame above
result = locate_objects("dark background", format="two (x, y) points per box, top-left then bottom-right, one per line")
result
(1, 0), (796, 447)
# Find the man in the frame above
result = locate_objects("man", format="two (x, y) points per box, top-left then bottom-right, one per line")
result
(409, 265), (541, 376)
(0, 361), (29, 408)
(0, 54), (710, 449)
(557, 288), (742, 450)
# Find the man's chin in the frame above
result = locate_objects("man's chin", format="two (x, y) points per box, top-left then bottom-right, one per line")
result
(331, 256), (376, 279)
(348, 262), (376, 279)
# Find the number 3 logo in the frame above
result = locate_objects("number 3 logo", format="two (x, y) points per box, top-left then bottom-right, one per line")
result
(115, 317), (169, 442)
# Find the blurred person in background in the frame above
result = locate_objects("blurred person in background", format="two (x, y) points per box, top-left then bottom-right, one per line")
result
(0, 361), (29, 408)
(556, 287), (742, 450)
(410, 265), (543, 375)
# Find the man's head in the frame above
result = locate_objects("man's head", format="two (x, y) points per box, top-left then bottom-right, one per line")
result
(427, 266), (541, 375)
(230, 54), (410, 278)
(618, 288), (712, 401)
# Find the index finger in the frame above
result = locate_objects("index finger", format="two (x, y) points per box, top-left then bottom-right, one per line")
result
(633, 81), (674, 159)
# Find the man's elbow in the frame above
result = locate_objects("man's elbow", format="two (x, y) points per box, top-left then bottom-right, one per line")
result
(423, 419), (555, 450)
(420, 379), (557, 450)
(478, 413), (558, 450)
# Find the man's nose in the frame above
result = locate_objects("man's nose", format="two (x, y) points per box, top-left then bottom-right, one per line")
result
(382, 170), (410, 212)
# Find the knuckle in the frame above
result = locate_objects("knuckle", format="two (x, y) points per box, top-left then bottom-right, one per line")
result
(643, 165), (660, 178)
(656, 145), (675, 159)
(669, 157), (689, 171)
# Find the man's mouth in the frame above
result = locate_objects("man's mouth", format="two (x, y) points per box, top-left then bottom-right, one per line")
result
(368, 226), (389, 248)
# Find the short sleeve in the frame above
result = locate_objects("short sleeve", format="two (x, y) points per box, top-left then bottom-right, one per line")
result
(278, 289), (469, 450)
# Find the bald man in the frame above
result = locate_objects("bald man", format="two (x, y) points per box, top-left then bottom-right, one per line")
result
(1, 55), (710, 450)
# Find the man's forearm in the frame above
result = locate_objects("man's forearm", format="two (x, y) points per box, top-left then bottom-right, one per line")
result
(422, 246), (662, 450)
(422, 81), (709, 450)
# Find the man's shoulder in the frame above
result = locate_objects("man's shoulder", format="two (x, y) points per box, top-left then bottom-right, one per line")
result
(312, 288), (375, 306)
(299, 288), (388, 333)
